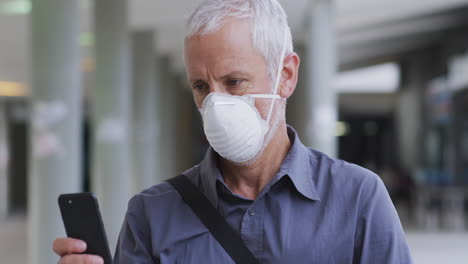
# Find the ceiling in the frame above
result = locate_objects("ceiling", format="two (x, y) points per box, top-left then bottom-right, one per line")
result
(1, 0), (468, 86)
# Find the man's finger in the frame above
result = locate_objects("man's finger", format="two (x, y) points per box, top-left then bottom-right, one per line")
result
(59, 254), (104, 264)
(53, 238), (87, 256)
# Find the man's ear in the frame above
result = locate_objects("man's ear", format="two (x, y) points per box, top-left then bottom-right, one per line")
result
(279, 52), (300, 99)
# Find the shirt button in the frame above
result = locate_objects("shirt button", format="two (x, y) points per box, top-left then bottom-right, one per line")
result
(248, 208), (256, 216)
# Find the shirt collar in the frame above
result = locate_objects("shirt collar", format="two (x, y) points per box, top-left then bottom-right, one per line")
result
(199, 125), (320, 207)
(278, 126), (320, 201)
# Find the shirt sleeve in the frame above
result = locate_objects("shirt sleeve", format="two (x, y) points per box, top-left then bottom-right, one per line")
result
(114, 195), (158, 264)
(353, 175), (413, 264)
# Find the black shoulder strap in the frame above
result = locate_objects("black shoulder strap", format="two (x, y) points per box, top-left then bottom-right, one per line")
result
(168, 174), (260, 264)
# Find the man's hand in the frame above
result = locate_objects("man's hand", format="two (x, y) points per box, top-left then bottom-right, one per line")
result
(53, 238), (104, 264)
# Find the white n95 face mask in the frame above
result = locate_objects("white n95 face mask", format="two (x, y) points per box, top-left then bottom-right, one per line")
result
(199, 31), (289, 163)
(200, 93), (282, 163)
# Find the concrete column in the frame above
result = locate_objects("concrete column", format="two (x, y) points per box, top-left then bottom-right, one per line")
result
(396, 49), (444, 173)
(0, 103), (8, 219)
(397, 49), (446, 228)
(92, 0), (131, 252)
(153, 56), (165, 181)
(303, 0), (338, 157)
(174, 77), (197, 173)
(29, 1), (82, 263)
(158, 56), (177, 179)
(396, 78), (424, 172)
(131, 31), (160, 192)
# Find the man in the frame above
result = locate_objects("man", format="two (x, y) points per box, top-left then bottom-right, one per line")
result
(53, 0), (413, 263)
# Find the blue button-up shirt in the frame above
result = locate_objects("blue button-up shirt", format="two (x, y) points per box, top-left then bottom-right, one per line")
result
(115, 126), (412, 263)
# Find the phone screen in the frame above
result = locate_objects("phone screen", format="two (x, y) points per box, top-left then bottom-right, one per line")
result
(58, 193), (113, 264)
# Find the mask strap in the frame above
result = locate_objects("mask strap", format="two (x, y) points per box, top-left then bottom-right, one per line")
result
(266, 30), (288, 124)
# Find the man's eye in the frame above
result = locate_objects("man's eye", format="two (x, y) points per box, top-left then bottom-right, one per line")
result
(226, 79), (243, 87)
(193, 83), (208, 91)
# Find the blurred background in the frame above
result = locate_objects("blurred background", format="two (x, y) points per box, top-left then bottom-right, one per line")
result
(1, 0), (468, 263)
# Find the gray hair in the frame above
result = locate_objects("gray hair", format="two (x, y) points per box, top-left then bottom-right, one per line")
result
(186, 0), (293, 83)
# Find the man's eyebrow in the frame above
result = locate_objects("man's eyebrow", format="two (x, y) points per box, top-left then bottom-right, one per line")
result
(219, 71), (251, 80)
(187, 71), (252, 84)
(188, 78), (205, 85)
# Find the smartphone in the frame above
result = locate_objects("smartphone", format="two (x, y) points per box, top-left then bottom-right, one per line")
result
(58, 193), (113, 264)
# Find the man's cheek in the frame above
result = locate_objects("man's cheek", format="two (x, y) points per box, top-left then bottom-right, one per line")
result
(193, 95), (205, 109)
(255, 101), (271, 120)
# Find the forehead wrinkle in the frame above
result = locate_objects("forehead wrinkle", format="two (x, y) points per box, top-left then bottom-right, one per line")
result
(185, 19), (268, 83)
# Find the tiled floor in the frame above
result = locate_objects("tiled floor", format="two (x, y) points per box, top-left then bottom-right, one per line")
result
(1, 217), (467, 264)
(406, 230), (468, 264)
